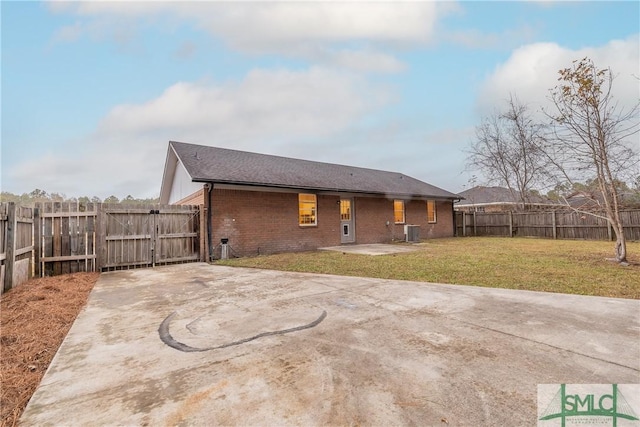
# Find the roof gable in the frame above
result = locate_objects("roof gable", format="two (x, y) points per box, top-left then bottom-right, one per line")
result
(164, 141), (459, 200)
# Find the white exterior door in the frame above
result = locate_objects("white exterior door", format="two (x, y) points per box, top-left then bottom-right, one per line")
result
(340, 198), (355, 243)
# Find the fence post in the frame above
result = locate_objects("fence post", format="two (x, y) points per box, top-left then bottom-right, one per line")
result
(552, 211), (557, 240)
(3, 203), (16, 293)
(473, 211), (477, 236)
(199, 204), (208, 261)
(509, 211), (513, 237)
(33, 205), (41, 277)
(95, 203), (105, 271)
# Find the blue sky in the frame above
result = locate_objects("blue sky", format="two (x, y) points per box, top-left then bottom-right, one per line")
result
(2, 1), (639, 199)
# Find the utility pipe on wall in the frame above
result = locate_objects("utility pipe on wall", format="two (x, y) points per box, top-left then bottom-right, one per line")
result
(207, 183), (213, 262)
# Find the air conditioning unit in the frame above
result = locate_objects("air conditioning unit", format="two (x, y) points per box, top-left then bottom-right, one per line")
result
(405, 225), (420, 242)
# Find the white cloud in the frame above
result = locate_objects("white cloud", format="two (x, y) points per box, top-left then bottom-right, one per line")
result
(198, 2), (440, 48)
(98, 67), (388, 141)
(444, 25), (538, 50)
(6, 153), (90, 193)
(47, 1), (450, 73)
(477, 35), (640, 115)
(321, 49), (406, 73)
(52, 1), (441, 44)
(274, 121), (476, 193)
(7, 67), (392, 198)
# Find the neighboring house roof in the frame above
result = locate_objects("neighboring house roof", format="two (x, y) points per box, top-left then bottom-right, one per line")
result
(161, 141), (460, 203)
(563, 191), (604, 211)
(554, 190), (640, 210)
(455, 186), (549, 208)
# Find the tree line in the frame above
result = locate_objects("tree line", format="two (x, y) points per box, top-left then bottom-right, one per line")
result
(0, 189), (159, 205)
(466, 57), (639, 263)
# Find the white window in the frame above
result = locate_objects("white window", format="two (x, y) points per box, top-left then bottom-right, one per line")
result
(394, 200), (405, 224)
(299, 194), (317, 226)
(427, 200), (437, 223)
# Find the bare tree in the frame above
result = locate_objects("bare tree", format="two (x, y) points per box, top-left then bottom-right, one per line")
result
(467, 95), (548, 209)
(544, 57), (640, 263)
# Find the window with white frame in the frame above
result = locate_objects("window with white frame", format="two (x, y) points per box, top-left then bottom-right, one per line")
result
(427, 200), (437, 223)
(298, 194), (317, 226)
(394, 200), (405, 224)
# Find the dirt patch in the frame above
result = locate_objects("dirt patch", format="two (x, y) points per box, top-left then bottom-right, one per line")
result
(0, 272), (99, 427)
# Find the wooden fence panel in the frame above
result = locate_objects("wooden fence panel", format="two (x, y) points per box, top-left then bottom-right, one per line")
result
(154, 205), (200, 265)
(455, 209), (640, 241)
(0, 203), (8, 288)
(621, 210), (640, 241)
(555, 211), (609, 240)
(1, 202), (201, 288)
(99, 204), (201, 271)
(0, 204), (8, 292)
(1, 203), (34, 293)
(474, 212), (510, 237)
(513, 212), (554, 239)
(100, 204), (154, 269)
(37, 202), (98, 277)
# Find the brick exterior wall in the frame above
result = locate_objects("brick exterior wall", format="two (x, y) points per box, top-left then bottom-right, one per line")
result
(209, 188), (454, 258)
(423, 200), (455, 238)
(354, 198), (454, 243)
(210, 189), (341, 258)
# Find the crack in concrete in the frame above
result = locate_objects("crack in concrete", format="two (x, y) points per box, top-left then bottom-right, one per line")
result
(451, 318), (640, 373)
(342, 287), (640, 373)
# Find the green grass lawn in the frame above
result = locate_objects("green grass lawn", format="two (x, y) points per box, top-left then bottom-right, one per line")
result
(217, 238), (640, 299)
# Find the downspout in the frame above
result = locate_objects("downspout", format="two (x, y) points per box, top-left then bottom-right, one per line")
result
(207, 183), (213, 261)
(452, 198), (460, 237)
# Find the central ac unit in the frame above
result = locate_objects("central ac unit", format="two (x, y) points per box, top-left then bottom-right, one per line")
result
(405, 225), (420, 242)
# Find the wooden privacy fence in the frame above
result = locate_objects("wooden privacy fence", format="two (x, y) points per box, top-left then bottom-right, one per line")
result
(99, 204), (200, 270)
(1, 203), (35, 293)
(37, 202), (98, 276)
(1, 202), (202, 293)
(455, 210), (640, 241)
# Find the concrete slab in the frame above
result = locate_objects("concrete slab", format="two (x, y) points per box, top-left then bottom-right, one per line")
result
(319, 243), (420, 255)
(21, 263), (640, 426)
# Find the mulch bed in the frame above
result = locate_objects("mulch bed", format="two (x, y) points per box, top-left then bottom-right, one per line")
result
(0, 273), (99, 427)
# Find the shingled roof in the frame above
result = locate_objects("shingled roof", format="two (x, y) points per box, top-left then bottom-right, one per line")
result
(455, 186), (549, 206)
(166, 141), (459, 199)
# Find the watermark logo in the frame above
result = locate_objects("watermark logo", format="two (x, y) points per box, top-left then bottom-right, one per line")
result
(538, 384), (640, 427)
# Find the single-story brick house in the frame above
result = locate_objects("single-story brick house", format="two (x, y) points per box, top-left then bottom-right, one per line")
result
(160, 141), (461, 259)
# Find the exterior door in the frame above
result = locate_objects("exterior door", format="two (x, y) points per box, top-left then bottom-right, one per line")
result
(340, 198), (355, 243)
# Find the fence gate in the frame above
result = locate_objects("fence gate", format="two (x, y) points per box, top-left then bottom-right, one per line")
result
(1, 203), (35, 293)
(99, 204), (200, 270)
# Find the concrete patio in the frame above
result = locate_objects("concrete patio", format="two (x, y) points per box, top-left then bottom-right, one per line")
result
(20, 263), (640, 426)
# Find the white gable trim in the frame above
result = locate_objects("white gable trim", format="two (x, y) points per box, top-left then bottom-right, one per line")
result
(160, 143), (201, 204)
(169, 161), (202, 204)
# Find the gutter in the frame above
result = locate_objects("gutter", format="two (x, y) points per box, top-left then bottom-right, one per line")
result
(207, 183), (213, 262)
(192, 179), (459, 200)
